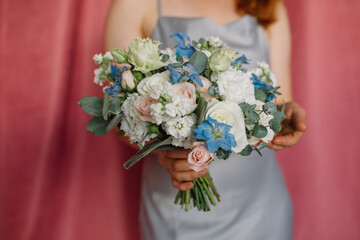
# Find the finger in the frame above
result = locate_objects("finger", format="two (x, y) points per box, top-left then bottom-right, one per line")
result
(294, 119), (307, 132)
(171, 159), (191, 172)
(171, 169), (208, 182)
(163, 149), (191, 159)
(272, 131), (303, 147)
(171, 179), (194, 191)
(267, 142), (285, 151)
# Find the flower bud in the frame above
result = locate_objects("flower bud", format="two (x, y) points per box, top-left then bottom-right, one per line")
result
(121, 70), (138, 91)
(112, 49), (128, 63)
(209, 48), (236, 73)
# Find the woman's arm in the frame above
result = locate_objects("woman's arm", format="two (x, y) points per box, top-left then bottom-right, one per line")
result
(266, 2), (306, 150)
(103, 0), (205, 190)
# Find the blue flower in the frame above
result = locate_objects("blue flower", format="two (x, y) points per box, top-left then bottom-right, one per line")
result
(250, 73), (276, 102)
(170, 32), (196, 58)
(231, 54), (250, 67)
(104, 82), (121, 97)
(193, 116), (237, 153)
(168, 63), (203, 87)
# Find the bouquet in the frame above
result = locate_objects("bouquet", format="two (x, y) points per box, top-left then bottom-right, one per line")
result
(78, 32), (286, 212)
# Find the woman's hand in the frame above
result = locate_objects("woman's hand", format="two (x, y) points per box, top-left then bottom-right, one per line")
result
(155, 148), (208, 191)
(267, 101), (307, 151)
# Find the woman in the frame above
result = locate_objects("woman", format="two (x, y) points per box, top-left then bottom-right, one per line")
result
(104, 0), (306, 239)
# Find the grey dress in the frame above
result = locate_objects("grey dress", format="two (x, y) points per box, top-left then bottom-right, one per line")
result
(140, 2), (293, 240)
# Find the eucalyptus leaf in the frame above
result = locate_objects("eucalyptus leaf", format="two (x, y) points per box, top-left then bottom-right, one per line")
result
(102, 91), (109, 120)
(269, 118), (282, 132)
(109, 98), (122, 115)
(216, 149), (230, 160)
(263, 102), (277, 115)
(239, 102), (256, 112)
(189, 51), (208, 74)
(161, 54), (170, 63)
(105, 113), (123, 132)
(253, 124), (268, 138)
(256, 142), (268, 151)
(239, 145), (252, 156)
(245, 110), (260, 122)
(78, 96), (104, 117)
(169, 63), (182, 68)
(207, 85), (218, 96)
(254, 89), (267, 102)
(124, 136), (173, 169)
(196, 96), (208, 125)
(154, 145), (176, 151)
(176, 55), (184, 64)
(254, 148), (263, 157)
(86, 116), (108, 136)
(198, 38), (206, 44)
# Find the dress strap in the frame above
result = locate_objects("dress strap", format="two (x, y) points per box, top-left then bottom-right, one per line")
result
(157, 0), (162, 17)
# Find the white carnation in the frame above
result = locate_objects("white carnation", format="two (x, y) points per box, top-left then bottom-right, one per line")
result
(217, 70), (256, 104)
(120, 93), (157, 147)
(163, 114), (197, 139)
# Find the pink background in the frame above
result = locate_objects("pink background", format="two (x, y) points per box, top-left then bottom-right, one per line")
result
(1, 0), (359, 239)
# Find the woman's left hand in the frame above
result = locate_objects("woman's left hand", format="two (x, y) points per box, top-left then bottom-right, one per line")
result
(267, 101), (306, 151)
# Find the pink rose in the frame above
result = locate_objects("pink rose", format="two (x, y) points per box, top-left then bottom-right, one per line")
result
(134, 94), (157, 122)
(188, 142), (215, 172)
(121, 70), (137, 90)
(172, 82), (196, 104)
(195, 76), (213, 100)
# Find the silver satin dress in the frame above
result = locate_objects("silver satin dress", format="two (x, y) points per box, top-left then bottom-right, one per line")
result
(140, 3), (294, 240)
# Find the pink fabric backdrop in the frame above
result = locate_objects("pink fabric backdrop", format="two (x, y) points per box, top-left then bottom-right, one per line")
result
(1, 0), (359, 239)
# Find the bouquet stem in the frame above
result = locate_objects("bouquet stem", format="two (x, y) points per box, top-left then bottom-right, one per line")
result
(174, 173), (220, 212)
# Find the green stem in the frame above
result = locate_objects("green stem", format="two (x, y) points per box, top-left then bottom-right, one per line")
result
(174, 190), (181, 204)
(185, 190), (190, 212)
(199, 177), (216, 206)
(204, 174), (220, 202)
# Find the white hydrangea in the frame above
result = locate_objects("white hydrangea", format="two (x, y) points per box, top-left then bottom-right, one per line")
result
(163, 114), (197, 139)
(93, 53), (103, 64)
(217, 70), (256, 104)
(120, 93), (157, 147)
(93, 67), (104, 86)
(205, 36), (224, 48)
(246, 100), (275, 145)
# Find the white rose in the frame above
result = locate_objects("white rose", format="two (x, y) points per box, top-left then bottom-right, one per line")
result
(128, 38), (166, 74)
(209, 48), (237, 73)
(137, 71), (170, 96)
(206, 100), (248, 153)
(217, 70), (256, 104)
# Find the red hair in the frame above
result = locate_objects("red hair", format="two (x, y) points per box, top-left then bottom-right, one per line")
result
(235, 0), (280, 27)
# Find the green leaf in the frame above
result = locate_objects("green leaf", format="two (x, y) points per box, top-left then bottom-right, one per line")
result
(254, 89), (267, 102)
(86, 116), (108, 136)
(102, 91), (109, 120)
(253, 124), (268, 138)
(239, 145), (253, 156)
(256, 142), (268, 151)
(254, 148), (263, 157)
(189, 51), (208, 74)
(239, 102), (256, 112)
(192, 40), (198, 46)
(216, 149), (230, 160)
(161, 54), (170, 63)
(273, 111), (287, 122)
(245, 110), (260, 122)
(196, 96), (208, 125)
(207, 85), (218, 96)
(124, 136), (173, 169)
(105, 113), (123, 132)
(78, 96), (104, 117)
(176, 55), (184, 64)
(198, 38), (206, 44)
(109, 98), (121, 115)
(263, 102), (277, 115)
(269, 118), (282, 132)
(169, 63), (183, 68)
